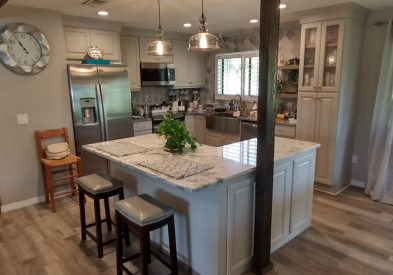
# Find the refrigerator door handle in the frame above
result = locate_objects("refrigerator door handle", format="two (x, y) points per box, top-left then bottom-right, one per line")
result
(100, 84), (109, 141)
(95, 83), (105, 142)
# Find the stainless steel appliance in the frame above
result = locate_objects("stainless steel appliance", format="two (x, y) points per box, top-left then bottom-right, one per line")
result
(67, 65), (134, 175)
(206, 113), (240, 135)
(140, 63), (175, 86)
(241, 121), (258, 141)
(152, 113), (185, 133)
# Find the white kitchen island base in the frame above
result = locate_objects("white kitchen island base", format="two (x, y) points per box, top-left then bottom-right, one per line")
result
(84, 136), (319, 275)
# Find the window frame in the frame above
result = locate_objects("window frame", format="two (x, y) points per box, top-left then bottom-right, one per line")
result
(215, 51), (259, 101)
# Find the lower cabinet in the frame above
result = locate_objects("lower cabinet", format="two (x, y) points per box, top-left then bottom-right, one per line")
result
(185, 115), (195, 135)
(194, 115), (206, 144)
(205, 130), (240, 147)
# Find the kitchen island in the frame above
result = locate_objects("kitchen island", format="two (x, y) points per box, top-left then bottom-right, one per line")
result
(84, 135), (319, 275)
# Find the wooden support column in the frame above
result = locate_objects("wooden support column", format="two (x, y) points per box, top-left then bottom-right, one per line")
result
(0, 0), (8, 9)
(253, 0), (280, 274)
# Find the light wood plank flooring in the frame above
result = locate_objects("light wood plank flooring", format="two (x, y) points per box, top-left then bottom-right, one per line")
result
(1, 187), (393, 275)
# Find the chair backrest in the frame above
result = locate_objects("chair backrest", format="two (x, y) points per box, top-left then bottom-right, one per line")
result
(35, 127), (70, 159)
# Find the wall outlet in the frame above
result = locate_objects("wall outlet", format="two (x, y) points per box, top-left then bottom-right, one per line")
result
(352, 155), (358, 164)
(17, 114), (29, 125)
(287, 103), (292, 111)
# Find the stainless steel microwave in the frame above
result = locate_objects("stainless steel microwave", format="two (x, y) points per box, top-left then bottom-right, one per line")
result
(140, 63), (175, 86)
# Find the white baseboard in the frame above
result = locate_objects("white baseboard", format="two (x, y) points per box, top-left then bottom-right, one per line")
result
(351, 180), (366, 189)
(1, 195), (46, 213)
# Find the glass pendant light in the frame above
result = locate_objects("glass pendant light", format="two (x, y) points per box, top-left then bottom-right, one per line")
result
(147, 0), (173, 56)
(188, 0), (220, 51)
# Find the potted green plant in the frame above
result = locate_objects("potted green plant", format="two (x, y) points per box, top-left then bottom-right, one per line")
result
(156, 114), (200, 154)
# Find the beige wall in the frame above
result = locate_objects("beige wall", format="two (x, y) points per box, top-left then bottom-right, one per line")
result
(0, 5), (74, 206)
(351, 8), (393, 183)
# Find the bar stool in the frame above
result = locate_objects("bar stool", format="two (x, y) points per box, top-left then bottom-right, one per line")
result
(77, 173), (130, 258)
(115, 194), (178, 275)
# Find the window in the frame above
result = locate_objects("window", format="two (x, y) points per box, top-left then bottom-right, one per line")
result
(216, 51), (259, 99)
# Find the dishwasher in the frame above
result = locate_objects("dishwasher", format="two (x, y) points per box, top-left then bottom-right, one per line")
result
(240, 121), (258, 141)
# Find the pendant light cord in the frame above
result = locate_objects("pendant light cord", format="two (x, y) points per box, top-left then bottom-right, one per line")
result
(202, 0), (204, 15)
(158, 0), (161, 27)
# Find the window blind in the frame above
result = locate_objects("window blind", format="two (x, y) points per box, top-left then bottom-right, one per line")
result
(217, 56), (242, 96)
(244, 56), (259, 96)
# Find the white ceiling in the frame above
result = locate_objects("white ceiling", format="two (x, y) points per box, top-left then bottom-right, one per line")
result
(7, 0), (393, 33)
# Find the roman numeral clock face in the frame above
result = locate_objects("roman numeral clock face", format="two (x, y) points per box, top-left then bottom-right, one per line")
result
(7, 33), (42, 66)
(0, 24), (50, 74)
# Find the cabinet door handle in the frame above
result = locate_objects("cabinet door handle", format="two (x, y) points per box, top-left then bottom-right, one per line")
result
(318, 96), (321, 100)
(318, 85), (322, 90)
(312, 96), (316, 100)
(313, 86), (317, 89)
(277, 129), (285, 132)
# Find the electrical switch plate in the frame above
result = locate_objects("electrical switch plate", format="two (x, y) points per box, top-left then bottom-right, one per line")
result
(352, 155), (358, 164)
(17, 114), (29, 125)
(287, 103), (292, 111)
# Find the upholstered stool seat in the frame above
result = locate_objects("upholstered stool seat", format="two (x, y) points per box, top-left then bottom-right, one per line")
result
(77, 173), (123, 195)
(77, 173), (130, 258)
(115, 194), (178, 275)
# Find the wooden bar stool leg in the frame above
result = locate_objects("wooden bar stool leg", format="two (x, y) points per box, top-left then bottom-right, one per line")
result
(40, 163), (49, 203)
(78, 188), (87, 241)
(94, 198), (104, 258)
(104, 197), (112, 231)
(119, 189), (131, 247)
(146, 232), (152, 264)
(115, 211), (123, 275)
(45, 165), (56, 213)
(168, 215), (178, 275)
(69, 164), (76, 196)
(139, 227), (150, 275)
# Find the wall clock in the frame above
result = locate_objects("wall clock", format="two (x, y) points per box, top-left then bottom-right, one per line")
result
(0, 23), (50, 74)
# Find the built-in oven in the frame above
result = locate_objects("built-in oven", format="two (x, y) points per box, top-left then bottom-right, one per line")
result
(140, 63), (175, 87)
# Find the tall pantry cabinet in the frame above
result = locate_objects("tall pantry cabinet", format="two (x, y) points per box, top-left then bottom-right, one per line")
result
(296, 3), (370, 194)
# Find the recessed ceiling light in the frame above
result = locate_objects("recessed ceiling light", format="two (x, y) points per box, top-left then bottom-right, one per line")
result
(98, 11), (108, 16)
(279, 4), (287, 9)
(183, 23), (192, 27)
(250, 19), (259, 23)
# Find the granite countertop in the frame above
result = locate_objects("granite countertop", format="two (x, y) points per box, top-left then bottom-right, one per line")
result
(133, 116), (152, 122)
(83, 134), (319, 193)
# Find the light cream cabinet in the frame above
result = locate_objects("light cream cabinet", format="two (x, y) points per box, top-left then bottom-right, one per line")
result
(205, 130), (240, 147)
(173, 40), (205, 88)
(185, 115), (195, 135)
(139, 37), (173, 63)
(120, 36), (141, 90)
(296, 92), (317, 142)
(299, 19), (345, 93)
(194, 115), (206, 144)
(63, 27), (120, 61)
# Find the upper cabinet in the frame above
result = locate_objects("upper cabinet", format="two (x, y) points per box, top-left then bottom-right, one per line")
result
(63, 26), (121, 61)
(139, 37), (173, 63)
(120, 36), (141, 90)
(172, 40), (205, 88)
(299, 19), (345, 93)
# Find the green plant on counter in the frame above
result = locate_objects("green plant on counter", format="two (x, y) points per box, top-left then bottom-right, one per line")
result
(156, 114), (200, 154)
(276, 77), (286, 93)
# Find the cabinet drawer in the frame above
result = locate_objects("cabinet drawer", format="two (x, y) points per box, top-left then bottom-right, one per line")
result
(133, 121), (152, 132)
(275, 125), (296, 138)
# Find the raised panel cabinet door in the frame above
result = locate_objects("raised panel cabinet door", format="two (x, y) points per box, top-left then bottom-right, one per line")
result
(120, 36), (141, 90)
(205, 130), (222, 147)
(173, 40), (190, 87)
(298, 22), (322, 92)
(139, 37), (173, 63)
(314, 93), (339, 185)
(222, 133), (240, 146)
(63, 27), (91, 60)
(296, 92), (317, 142)
(271, 162), (292, 252)
(90, 29), (121, 61)
(189, 50), (205, 87)
(318, 19), (345, 93)
(194, 115), (205, 144)
(227, 178), (255, 275)
(290, 154), (315, 234)
(184, 115), (195, 135)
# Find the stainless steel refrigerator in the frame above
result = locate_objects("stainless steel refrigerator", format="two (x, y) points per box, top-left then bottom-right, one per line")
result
(67, 65), (134, 175)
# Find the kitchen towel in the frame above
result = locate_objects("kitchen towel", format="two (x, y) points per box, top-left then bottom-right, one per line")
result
(96, 142), (152, 157)
(139, 156), (214, 179)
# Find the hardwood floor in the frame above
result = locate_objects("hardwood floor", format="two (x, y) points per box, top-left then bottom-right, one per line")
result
(1, 186), (392, 275)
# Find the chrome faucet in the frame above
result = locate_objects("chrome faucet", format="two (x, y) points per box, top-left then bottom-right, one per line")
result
(232, 94), (244, 114)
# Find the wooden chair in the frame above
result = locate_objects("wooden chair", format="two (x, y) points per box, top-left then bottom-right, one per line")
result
(35, 127), (83, 212)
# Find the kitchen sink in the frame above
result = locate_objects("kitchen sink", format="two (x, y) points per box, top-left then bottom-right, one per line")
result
(206, 113), (240, 135)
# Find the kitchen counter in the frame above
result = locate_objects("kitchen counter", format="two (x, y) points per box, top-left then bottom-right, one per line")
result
(83, 135), (319, 275)
(132, 116), (152, 122)
(83, 134), (317, 193)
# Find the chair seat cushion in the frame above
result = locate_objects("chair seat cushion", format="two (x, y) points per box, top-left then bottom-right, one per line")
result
(77, 173), (123, 194)
(40, 154), (79, 168)
(115, 194), (175, 227)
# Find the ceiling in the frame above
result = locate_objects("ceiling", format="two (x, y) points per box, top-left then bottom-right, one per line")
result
(7, 0), (393, 33)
